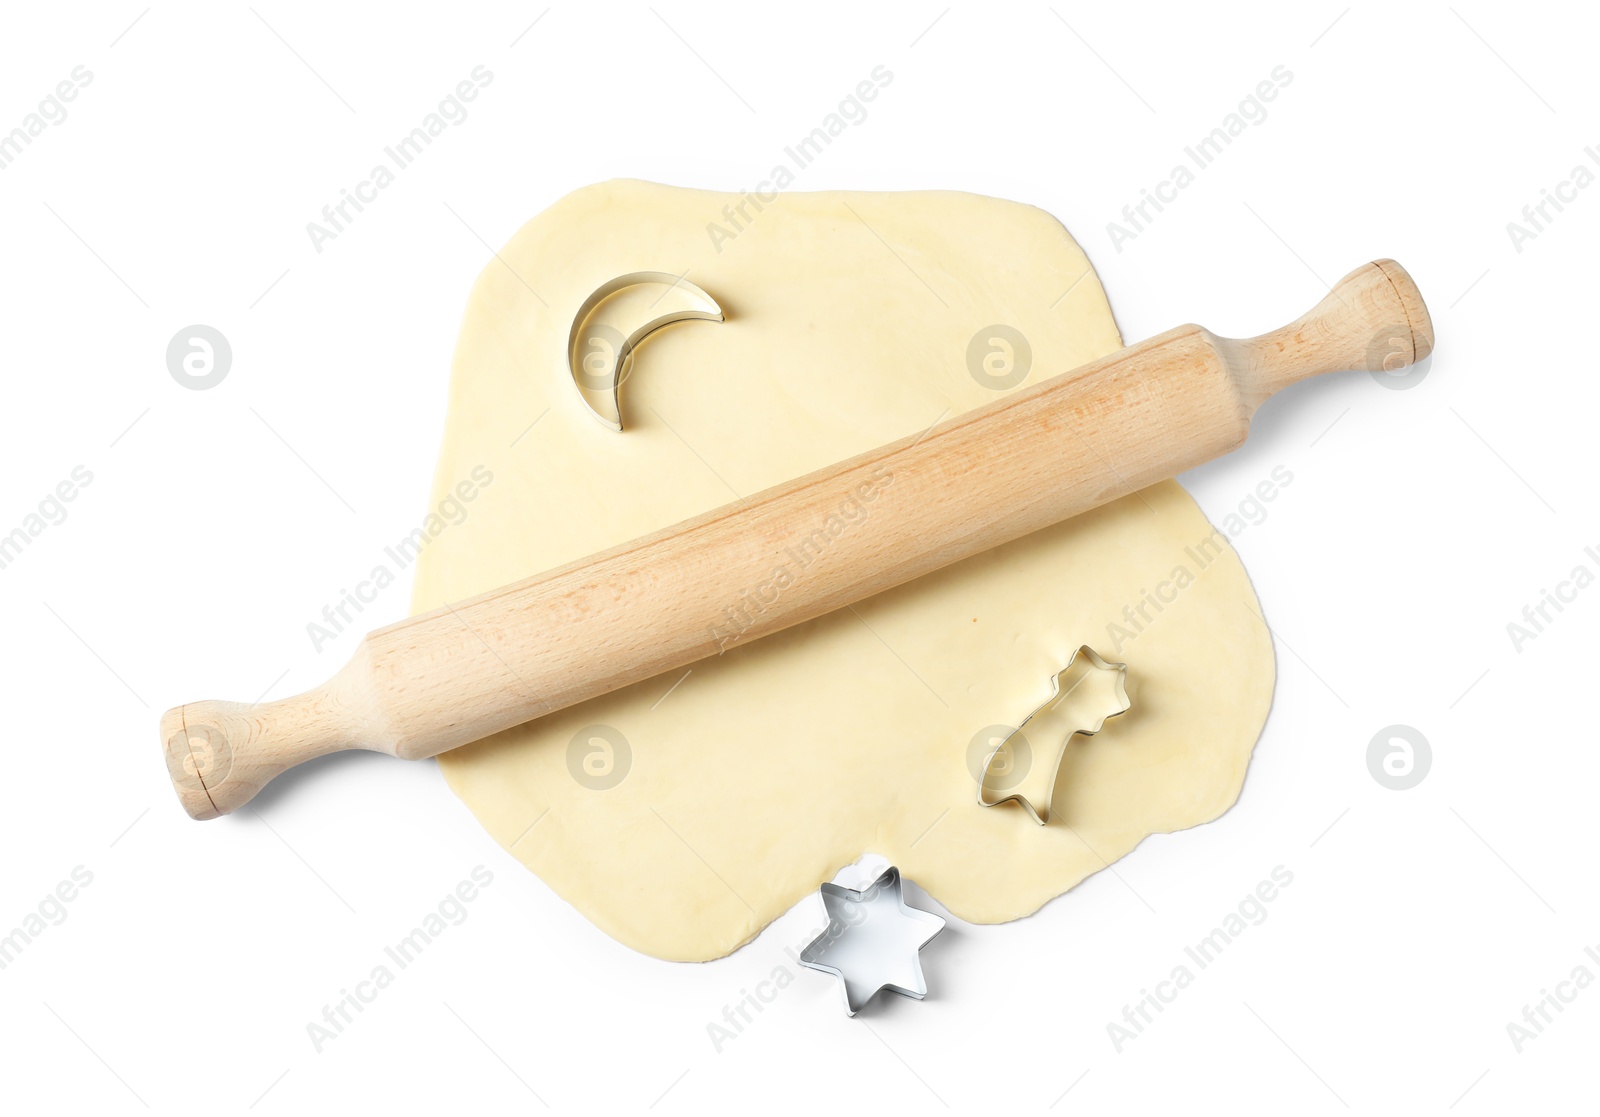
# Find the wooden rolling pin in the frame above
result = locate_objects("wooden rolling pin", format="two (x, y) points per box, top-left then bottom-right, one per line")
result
(162, 259), (1432, 819)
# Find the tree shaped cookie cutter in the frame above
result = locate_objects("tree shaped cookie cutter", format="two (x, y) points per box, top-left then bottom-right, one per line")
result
(978, 645), (1131, 824)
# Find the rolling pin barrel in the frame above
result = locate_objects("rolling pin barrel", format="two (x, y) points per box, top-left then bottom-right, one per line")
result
(162, 260), (1432, 819)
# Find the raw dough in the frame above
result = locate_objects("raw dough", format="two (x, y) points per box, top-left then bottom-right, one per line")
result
(412, 180), (1275, 962)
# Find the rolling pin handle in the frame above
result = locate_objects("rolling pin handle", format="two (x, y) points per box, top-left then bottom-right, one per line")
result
(160, 677), (375, 819)
(1227, 259), (1434, 407)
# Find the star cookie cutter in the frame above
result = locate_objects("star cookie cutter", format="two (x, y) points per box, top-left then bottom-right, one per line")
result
(798, 866), (945, 1016)
(978, 645), (1131, 824)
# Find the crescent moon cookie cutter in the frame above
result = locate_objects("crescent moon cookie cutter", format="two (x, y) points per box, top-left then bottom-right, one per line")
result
(978, 645), (1132, 825)
(566, 270), (724, 431)
(797, 866), (946, 1016)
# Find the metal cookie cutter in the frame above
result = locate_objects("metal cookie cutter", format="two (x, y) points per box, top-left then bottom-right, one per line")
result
(566, 271), (724, 431)
(798, 866), (945, 1016)
(978, 645), (1131, 824)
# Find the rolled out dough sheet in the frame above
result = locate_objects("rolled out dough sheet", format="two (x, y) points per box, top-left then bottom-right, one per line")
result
(411, 180), (1275, 962)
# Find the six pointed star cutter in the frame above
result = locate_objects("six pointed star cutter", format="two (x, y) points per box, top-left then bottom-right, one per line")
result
(798, 866), (946, 1016)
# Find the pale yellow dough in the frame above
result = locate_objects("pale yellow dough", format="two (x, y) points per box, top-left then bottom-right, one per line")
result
(412, 180), (1275, 962)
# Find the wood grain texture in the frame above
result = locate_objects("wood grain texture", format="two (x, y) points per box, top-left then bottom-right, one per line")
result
(161, 259), (1432, 819)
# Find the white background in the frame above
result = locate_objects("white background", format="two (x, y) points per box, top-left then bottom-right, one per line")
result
(0, 1), (1593, 1113)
